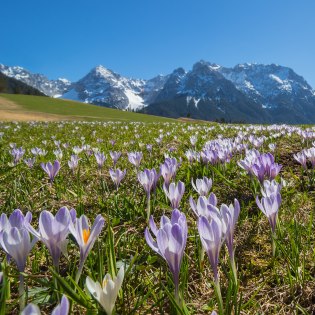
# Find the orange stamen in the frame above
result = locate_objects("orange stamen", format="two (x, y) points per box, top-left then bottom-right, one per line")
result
(83, 229), (90, 244)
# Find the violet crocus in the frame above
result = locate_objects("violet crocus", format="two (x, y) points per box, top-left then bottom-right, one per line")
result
(26, 207), (71, 268)
(22, 295), (69, 315)
(256, 192), (281, 256)
(305, 147), (315, 168)
(138, 168), (161, 222)
(40, 160), (61, 183)
(160, 158), (179, 188)
(198, 216), (224, 282)
(0, 227), (34, 273)
(0, 209), (32, 233)
(94, 152), (106, 169)
(127, 152), (143, 169)
(24, 158), (36, 168)
(68, 155), (80, 172)
(198, 214), (226, 313)
(145, 209), (187, 301)
(11, 147), (25, 165)
(109, 168), (126, 190)
(261, 179), (282, 197)
(0, 226), (35, 310)
(191, 177), (213, 196)
(163, 181), (185, 209)
(256, 193), (281, 234)
(110, 151), (121, 167)
(293, 151), (307, 169)
(221, 199), (240, 284)
(69, 212), (105, 282)
(189, 193), (218, 218)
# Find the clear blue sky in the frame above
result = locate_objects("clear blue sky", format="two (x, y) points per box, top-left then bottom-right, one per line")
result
(1, 0), (315, 87)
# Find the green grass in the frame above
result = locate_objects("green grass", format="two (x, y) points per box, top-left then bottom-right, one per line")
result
(0, 93), (176, 122)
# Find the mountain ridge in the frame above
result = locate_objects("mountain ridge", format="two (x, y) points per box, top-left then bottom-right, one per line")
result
(1, 61), (315, 123)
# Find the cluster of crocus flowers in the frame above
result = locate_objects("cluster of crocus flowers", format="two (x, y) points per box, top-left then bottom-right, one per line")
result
(40, 160), (61, 182)
(239, 151), (282, 184)
(145, 209), (187, 302)
(86, 266), (124, 315)
(294, 147), (315, 169)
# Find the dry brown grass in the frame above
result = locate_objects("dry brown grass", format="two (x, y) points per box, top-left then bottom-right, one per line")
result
(0, 96), (65, 121)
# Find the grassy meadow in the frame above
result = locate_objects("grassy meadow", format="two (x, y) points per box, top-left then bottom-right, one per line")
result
(0, 119), (315, 315)
(0, 94), (175, 122)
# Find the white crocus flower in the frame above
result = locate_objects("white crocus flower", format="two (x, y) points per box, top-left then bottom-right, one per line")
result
(86, 266), (124, 315)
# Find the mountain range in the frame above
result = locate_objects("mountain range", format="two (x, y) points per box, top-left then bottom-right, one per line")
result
(1, 61), (315, 123)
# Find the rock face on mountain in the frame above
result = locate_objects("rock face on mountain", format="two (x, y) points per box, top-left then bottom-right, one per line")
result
(0, 64), (71, 97)
(1, 61), (315, 123)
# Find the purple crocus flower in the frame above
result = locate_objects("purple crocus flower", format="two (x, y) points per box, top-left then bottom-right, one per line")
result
(51, 295), (70, 315)
(221, 199), (240, 284)
(160, 158), (179, 188)
(138, 169), (160, 196)
(127, 152), (143, 169)
(256, 193), (281, 234)
(221, 199), (240, 259)
(198, 215), (225, 282)
(145, 209), (187, 301)
(69, 212), (105, 282)
(110, 151), (121, 167)
(0, 227), (34, 273)
(11, 147), (25, 165)
(109, 168), (126, 190)
(305, 147), (315, 168)
(0, 209), (32, 233)
(24, 158), (36, 168)
(94, 152), (106, 169)
(21, 304), (41, 315)
(293, 151), (307, 169)
(0, 222), (36, 311)
(189, 193), (218, 218)
(68, 155), (80, 171)
(40, 160), (61, 182)
(26, 207), (70, 268)
(261, 179), (282, 197)
(22, 295), (69, 315)
(146, 144), (152, 153)
(163, 181), (185, 209)
(138, 168), (161, 221)
(191, 177), (212, 196)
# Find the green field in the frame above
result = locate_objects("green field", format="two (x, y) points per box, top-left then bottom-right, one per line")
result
(0, 93), (176, 122)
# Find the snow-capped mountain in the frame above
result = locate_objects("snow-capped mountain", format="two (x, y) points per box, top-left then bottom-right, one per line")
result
(1, 61), (315, 123)
(142, 60), (315, 123)
(0, 64), (71, 97)
(219, 63), (314, 109)
(63, 65), (167, 110)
